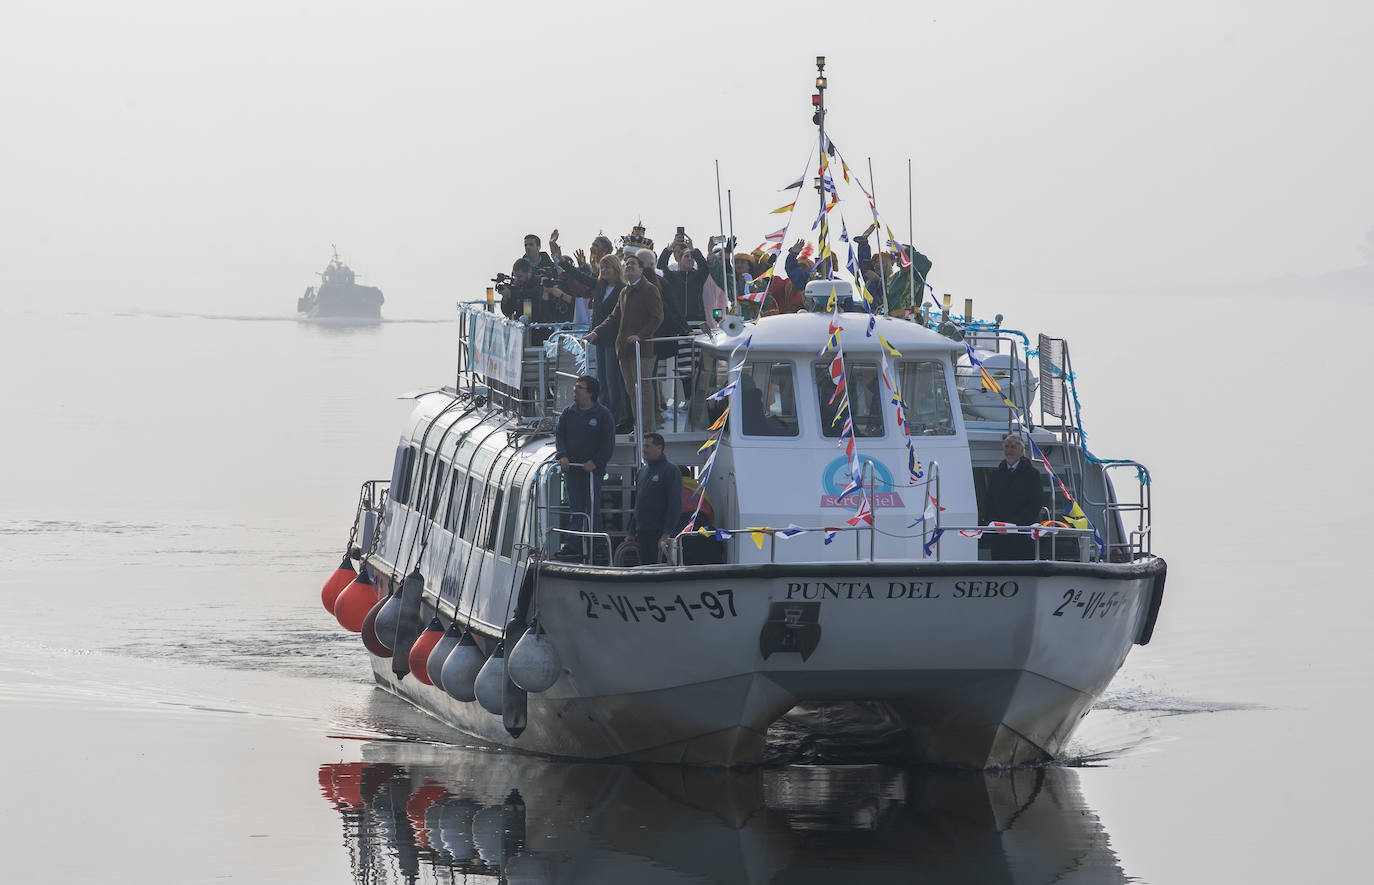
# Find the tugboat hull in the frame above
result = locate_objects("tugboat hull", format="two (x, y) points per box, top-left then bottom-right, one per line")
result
(298, 282), (384, 321)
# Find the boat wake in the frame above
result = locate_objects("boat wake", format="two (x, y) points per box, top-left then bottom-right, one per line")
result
(114, 627), (370, 683)
(1092, 685), (1267, 717)
(112, 309), (448, 324)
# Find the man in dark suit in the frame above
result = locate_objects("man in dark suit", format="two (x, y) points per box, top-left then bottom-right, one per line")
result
(983, 434), (1046, 561)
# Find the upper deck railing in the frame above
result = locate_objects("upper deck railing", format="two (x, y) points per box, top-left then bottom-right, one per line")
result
(454, 300), (708, 437)
(447, 301), (1152, 569)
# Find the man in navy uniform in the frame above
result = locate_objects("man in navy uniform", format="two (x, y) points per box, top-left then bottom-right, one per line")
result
(634, 432), (682, 565)
(554, 375), (616, 558)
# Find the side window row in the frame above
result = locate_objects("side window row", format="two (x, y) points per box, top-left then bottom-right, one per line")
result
(389, 443), (529, 558)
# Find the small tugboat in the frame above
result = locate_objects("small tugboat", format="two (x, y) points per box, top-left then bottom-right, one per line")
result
(297, 246), (384, 321)
(319, 61), (1165, 767)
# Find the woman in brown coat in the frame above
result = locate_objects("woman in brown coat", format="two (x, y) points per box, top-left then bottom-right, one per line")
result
(585, 252), (663, 431)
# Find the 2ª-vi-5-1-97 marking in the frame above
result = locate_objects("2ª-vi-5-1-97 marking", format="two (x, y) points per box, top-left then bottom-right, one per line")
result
(578, 589), (738, 623)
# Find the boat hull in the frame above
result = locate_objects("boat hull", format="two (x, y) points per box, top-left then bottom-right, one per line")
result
(297, 281), (384, 320)
(365, 557), (1165, 767)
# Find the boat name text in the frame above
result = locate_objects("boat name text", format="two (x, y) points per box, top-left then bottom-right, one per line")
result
(784, 580), (1021, 600)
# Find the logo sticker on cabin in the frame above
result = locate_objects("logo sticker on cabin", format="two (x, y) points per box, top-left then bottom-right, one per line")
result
(820, 455), (904, 507)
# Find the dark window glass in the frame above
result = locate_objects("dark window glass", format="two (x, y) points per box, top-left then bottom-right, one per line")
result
(443, 468), (466, 533)
(500, 486), (521, 557)
(484, 485), (503, 551)
(737, 360), (798, 437)
(462, 481), (485, 542)
(690, 352), (729, 431)
(389, 445), (416, 505)
(814, 359), (885, 438)
(896, 360), (955, 435)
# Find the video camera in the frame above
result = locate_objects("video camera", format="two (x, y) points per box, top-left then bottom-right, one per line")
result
(533, 265), (562, 288)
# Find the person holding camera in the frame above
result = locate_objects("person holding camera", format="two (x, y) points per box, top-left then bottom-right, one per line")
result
(533, 267), (573, 327)
(658, 230), (709, 327)
(496, 258), (543, 321)
(654, 230), (705, 413)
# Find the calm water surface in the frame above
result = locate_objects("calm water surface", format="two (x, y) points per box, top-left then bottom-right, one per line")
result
(1, 291), (1369, 883)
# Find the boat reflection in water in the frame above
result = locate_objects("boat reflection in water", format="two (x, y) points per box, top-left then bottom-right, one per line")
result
(318, 741), (1127, 884)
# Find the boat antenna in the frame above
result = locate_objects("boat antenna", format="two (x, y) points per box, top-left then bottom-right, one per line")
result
(868, 156), (880, 307)
(726, 187), (736, 305)
(907, 158), (916, 319)
(813, 57), (828, 220)
(714, 159), (731, 306)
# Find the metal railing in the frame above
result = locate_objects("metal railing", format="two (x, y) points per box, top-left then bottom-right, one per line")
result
(1090, 459), (1153, 560)
(545, 527), (615, 563)
(350, 479), (390, 558)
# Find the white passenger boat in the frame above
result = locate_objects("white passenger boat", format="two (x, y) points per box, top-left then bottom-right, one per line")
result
(320, 64), (1165, 768)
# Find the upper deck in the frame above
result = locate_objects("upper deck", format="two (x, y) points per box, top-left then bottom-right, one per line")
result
(377, 301), (1154, 565)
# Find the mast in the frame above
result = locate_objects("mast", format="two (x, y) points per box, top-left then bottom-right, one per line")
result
(813, 57), (828, 220)
(714, 159), (731, 307)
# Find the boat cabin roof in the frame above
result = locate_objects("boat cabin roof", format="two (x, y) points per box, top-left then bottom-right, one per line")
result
(698, 310), (964, 357)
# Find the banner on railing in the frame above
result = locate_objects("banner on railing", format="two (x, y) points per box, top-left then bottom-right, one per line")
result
(469, 311), (525, 387)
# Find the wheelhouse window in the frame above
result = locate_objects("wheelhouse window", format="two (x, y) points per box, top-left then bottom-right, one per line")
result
(689, 351), (729, 431)
(736, 360), (798, 437)
(814, 359), (886, 438)
(896, 360), (955, 435)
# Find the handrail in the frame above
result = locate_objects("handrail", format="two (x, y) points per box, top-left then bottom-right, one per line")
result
(630, 333), (702, 447)
(545, 527), (614, 564)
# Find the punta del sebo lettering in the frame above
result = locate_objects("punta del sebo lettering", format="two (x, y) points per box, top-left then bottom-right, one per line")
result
(783, 580), (1021, 600)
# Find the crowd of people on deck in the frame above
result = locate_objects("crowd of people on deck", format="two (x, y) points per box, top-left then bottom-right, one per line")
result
(492, 222), (932, 436)
(529, 226), (1055, 567)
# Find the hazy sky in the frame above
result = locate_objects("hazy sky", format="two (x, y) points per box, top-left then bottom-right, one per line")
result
(4, 0), (1370, 315)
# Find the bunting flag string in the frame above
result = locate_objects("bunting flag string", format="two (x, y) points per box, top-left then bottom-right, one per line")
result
(846, 494), (874, 526)
(828, 372), (846, 404)
(923, 528), (944, 557)
(679, 334), (753, 536)
(905, 494), (939, 528)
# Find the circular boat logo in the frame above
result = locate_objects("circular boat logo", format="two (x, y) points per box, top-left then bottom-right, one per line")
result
(821, 455), (893, 494)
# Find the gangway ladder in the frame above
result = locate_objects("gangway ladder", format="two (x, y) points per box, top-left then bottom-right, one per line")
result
(1037, 333), (1153, 560)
